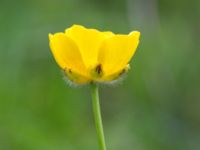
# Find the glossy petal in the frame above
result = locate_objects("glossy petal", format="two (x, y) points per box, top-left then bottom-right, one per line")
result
(65, 25), (111, 69)
(49, 33), (90, 83)
(101, 64), (130, 82)
(98, 31), (140, 77)
(64, 68), (91, 84)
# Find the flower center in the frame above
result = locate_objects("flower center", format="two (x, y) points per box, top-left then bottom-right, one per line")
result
(90, 64), (103, 79)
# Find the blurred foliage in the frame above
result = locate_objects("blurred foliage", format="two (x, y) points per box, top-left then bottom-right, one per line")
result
(0, 0), (200, 150)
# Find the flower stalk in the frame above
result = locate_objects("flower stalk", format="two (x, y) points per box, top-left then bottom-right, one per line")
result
(91, 83), (107, 150)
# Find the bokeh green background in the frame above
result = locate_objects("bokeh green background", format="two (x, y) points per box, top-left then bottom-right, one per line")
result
(0, 0), (200, 149)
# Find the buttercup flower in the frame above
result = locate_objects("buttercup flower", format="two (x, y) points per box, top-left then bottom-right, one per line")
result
(49, 24), (141, 150)
(49, 25), (140, 84)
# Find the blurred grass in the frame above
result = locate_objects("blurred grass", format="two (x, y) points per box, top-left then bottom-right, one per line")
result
(0, 0), (200, 149)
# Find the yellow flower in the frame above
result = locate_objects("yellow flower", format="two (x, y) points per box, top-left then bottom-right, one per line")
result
(49, 25), (140, 84)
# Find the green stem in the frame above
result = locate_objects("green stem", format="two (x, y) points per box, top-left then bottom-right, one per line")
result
(91, 83), (107, 150)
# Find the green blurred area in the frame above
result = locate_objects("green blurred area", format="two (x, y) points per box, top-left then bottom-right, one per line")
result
(0, 0), (200, 149)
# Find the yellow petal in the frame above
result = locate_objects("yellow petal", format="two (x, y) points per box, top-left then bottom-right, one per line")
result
(49, 33), (89, 79)
(65, 25), (110, 69)
(102, 31), (114, 37)
(98, 31), (140, 77)
(101, 64), (130, 82)
(64, 68), (91, 84)
(49, 34), (66, 69)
